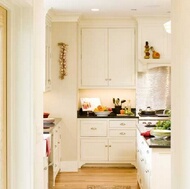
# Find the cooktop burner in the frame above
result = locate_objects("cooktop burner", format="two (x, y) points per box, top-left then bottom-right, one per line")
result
(138, 113), (158, 117)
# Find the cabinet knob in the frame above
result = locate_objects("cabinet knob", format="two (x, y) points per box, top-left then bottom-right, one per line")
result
(145, 169), (149, 173)
(105, 145), (108, 147)
(48, 79), (51, 84)
(140, 158), (144, 162)
(120, 132), (126, 135)
(44, 167), (47, 170)
(109, 145), (111, 147)
(91, 127), (97, 130)
(105, 78), (111, 81)
(120, 123), (126, 126)
(147, 150), (149, 154)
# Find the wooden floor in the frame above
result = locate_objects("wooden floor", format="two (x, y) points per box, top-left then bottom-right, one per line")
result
(53, 167), (139, 189)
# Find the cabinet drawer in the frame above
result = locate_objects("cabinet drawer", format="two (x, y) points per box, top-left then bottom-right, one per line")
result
(80, 121), (107, 136)
(109, 129), (136, 137)
(109, 120), (136, 128)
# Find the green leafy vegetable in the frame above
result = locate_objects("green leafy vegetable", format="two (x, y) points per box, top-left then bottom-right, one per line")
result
(155, 120), (171, 130)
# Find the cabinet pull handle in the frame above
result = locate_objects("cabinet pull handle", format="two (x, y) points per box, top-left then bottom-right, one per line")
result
(91, 127), (97, 130)
(55, 145), (57, 148)
(145, 170), (149, 173)
(48, 79), (51, 84)
(120, 132), (126, 135)
(120, 123), (126, 126)
(147, 150), (149, 154)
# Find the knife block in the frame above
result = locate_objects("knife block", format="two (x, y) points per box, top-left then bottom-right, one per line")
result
(114, 106), (121, 114)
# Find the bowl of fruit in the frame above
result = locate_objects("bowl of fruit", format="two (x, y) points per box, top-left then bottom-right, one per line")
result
(94, 105), (112, 117)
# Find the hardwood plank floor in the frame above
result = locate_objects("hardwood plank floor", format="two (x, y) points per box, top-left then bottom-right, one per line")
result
(54, 167), (139, 189)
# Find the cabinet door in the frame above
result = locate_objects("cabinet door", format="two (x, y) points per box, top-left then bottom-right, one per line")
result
(81, 28), (108, 86)
(108, 28), (135, 87)
(80, 138), (108, 161)
(109, 139), (136, 161)
(43, 157), (48, 189)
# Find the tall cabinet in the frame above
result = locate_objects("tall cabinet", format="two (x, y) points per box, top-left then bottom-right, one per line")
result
(79, 21), (136, 88)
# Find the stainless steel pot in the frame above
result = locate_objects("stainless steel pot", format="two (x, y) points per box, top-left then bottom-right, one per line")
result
(139, 106), (156, 115)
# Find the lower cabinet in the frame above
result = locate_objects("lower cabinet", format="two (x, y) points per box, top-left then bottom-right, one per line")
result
(49, 122), (62, 187)
(78, 119), (138, 167)
(136, 130), (171, 189)
(43, 157), (48, 189)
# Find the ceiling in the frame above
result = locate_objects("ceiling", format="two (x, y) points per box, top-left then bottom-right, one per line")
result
(46, 0), (171, 18)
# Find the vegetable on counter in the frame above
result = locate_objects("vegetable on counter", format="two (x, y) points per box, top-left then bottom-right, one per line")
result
(155, 120), (171, 130)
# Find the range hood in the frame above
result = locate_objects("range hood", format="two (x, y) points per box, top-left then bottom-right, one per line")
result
(138, 58), (171, 72)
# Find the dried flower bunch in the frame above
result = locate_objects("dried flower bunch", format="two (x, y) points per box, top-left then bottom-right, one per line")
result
(58, 42), (68, 79)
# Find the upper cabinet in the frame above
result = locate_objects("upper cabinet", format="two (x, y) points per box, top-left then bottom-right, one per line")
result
(79, 22), (136, 88)
(44, 15), (52, 92)
(137, 17), (171, 72)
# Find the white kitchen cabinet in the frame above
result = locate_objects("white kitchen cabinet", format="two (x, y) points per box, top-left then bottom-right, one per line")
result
(44, 14), (52, 92)
(80, 28), (135, 88)
(137, 17), (171, 72)
(109, 139), (136, 161)
(136, 129), (171, 189)
(49, 121), (62, 186)
(43, 157), (48, 189)
(78, 119), (138, 168)
(81, 138), (108, 161)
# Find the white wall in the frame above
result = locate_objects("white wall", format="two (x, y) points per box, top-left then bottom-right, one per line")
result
(79, 89), (136, 109)
(43, 22), (78, 163)
(171, 0), (190, 188)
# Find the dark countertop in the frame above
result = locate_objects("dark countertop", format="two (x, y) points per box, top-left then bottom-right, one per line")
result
(137, 124), (171, 148)
(43, 118), (62, 134)
(77, 109), (139, 119)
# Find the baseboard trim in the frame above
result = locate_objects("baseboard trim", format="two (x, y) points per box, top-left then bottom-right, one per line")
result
(82, 163), (135, 168)
(60, 161), (78, 172)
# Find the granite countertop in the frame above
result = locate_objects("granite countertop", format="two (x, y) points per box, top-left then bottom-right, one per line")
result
(77, 109), (139, 119)
(137, 124), (171, 148)
(43, 118), (62, 133)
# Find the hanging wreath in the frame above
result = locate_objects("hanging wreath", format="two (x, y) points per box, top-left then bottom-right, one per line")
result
(58, 42), (68, 80)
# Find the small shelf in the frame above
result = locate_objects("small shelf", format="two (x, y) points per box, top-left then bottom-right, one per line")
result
(138, 58), (171, 72)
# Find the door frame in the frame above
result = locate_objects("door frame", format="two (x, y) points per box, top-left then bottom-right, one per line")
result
(0, 1), (46, 189)
(0, 5), (7, 189)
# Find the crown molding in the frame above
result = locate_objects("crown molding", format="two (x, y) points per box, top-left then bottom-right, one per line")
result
(47, 10), (80, 22)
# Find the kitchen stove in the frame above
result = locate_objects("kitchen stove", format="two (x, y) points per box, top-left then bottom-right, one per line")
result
(138, 113), (170, 126)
